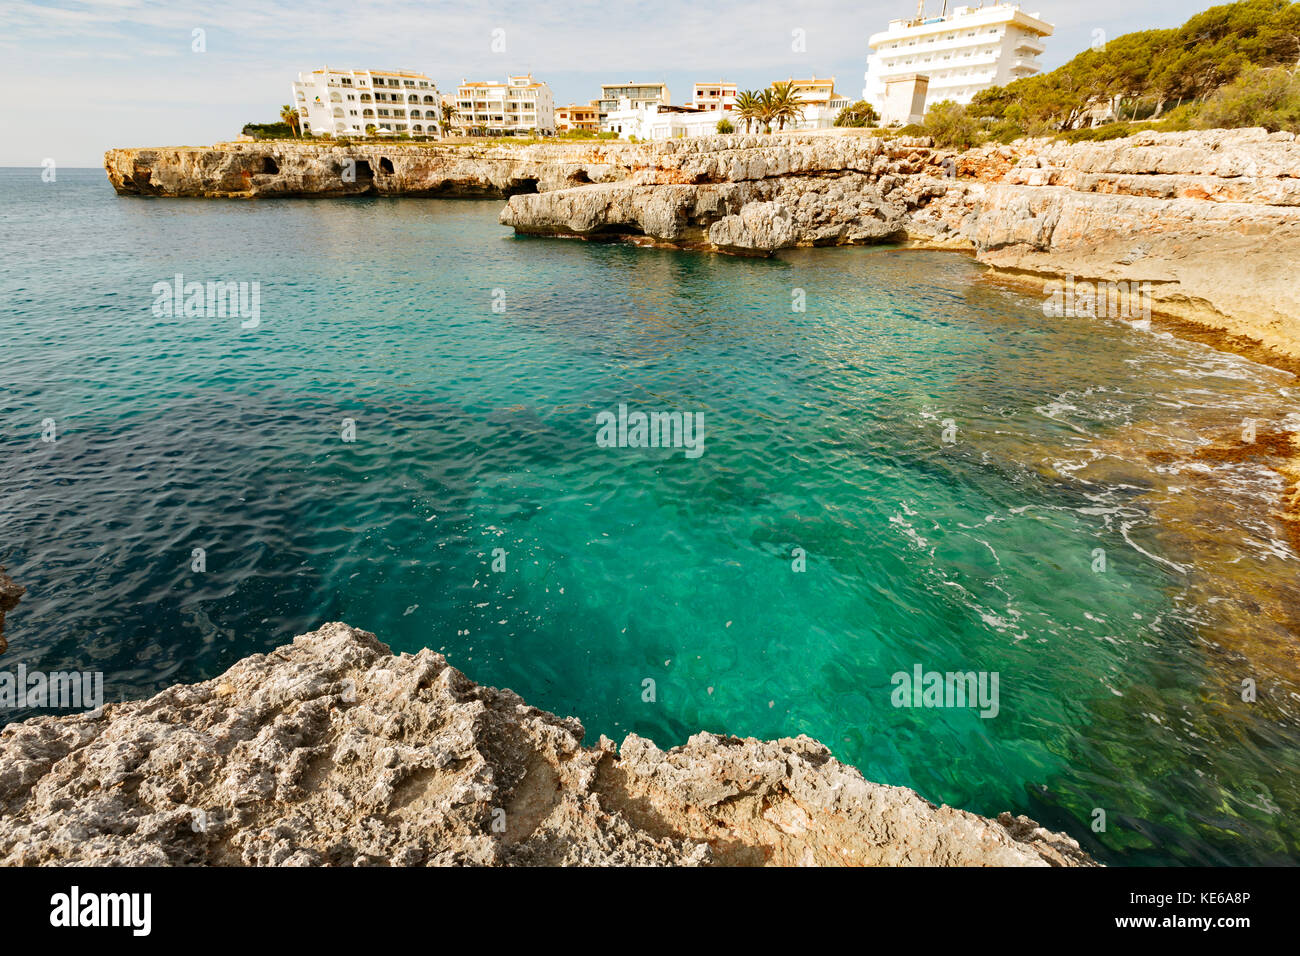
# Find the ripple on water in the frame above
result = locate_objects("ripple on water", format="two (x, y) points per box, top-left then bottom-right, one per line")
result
(1, 171), (1298, 864)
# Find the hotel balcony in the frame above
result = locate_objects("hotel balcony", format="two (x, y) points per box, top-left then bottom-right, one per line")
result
(880, 49), (1001, 73)
(1014, 37), (1046, 55)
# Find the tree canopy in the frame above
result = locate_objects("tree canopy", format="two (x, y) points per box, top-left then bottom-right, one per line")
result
(970, 0), (1300, 129)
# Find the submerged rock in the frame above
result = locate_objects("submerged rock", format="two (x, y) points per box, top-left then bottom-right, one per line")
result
(0, 622), (1093, 866)
(0, 568), (21, 655)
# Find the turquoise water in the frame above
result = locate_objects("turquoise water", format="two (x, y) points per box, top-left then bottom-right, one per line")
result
(3, 168), (1299, 865)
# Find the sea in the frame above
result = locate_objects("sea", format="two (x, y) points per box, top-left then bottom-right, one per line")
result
(2, 166), (1298, 864)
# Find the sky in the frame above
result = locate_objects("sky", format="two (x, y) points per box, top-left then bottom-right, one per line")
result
(2, 0), (1219, 167)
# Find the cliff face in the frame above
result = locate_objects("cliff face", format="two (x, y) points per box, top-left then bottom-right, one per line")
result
(0, 622), (1093, 866)
(911, 128), (1300, 363)
(103, 141), (636, 198)
(498, 135), (949, 252)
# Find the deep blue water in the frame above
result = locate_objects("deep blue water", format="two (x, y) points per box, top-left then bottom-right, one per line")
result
(2, 167), (1299, 865)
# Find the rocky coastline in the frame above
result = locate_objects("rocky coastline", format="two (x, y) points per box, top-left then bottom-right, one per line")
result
(104, 128), (1300, 531)
(106, 128), (1300, 369)
(78, 132), (1296, 865)
(0, 622), (1094, 866)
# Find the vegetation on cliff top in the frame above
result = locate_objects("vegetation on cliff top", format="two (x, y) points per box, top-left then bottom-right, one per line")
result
(964, 0), (1300, 142)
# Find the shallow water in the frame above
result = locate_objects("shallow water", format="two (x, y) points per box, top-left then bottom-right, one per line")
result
(2, 168), (1298, 864)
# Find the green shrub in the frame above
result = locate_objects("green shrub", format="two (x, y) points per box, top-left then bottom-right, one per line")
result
(1057, 123), (1139, 143)
(716, 118), (735, 134)
(241, 122), (295, 140)
(923, 100), (982, 149)
(1194, 64), (1300, 132)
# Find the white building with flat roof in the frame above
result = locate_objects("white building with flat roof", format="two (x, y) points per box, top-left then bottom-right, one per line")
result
(598, 83), (670, 128)
(603, 98), (727, 141)
(291, 68), (443, 138)
(455, 74), (556, 136)
(863, 4), (1052, 117)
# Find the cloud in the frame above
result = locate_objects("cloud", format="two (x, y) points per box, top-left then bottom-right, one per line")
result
(3, 0), (1215, 166)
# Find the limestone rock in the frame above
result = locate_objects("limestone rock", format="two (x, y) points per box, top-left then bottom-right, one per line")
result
(708, 201), (797, 253)
(0, 622), (1094, 867)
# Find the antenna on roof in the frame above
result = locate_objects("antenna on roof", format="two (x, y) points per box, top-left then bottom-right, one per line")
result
(916, 0), (925, 17)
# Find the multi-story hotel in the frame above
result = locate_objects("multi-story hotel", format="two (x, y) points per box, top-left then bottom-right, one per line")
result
(454, 75), (556, 136)
(556, 101), (600, 133)
(863, 3), (1052, 120)
(690, 81), (737, 112)
(291, 68), (443, 138)
(597, 83), (670, 127)
(771, 77), (851, 129)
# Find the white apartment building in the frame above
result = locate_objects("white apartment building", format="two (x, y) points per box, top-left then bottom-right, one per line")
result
(691, 81), (737, 112)
(863, 3), (1052, 118)
(291, 68), (443, 138)
(455, 75), (556, 136)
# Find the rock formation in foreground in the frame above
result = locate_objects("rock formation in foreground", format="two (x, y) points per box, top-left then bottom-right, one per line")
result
(0, 622), (1094, 866)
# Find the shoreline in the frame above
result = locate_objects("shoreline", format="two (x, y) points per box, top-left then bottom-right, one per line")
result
(972, 262), (1300, 544)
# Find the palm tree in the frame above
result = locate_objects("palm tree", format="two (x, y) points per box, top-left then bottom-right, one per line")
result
(440, 102), (459, 135)
(280, 104), (301, 137)
(768, 82), (805, 131)
(756, 89), (777, 133)
(734, 90), (762, 133)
